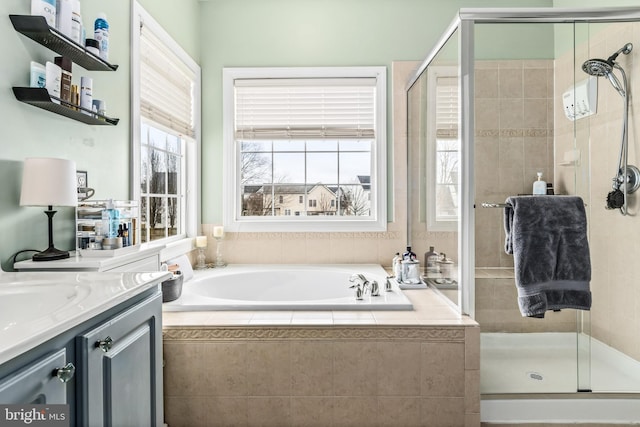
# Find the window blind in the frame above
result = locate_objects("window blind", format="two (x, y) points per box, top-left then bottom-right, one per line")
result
(140, 24), (195, 138)
(435, 76), (459, 139)
(234, 78), (376, 139)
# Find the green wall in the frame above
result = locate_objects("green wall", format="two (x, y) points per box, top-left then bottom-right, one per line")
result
(0, 0), (198, 270)
(3, 0), (590, 270)
(198, 0), (553, 224)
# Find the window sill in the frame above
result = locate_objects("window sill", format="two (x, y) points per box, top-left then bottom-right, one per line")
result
(225, 218), (387, 233)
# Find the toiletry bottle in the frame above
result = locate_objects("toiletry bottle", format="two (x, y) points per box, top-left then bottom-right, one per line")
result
(424, 246), (439, 276)
(94, 13), (109, 62)
(54, 57), (72, 104)
(402, 246), (416, 261)
(70, 84), (80, 110)
(30, 62), (46, 88)
(45, 61), (62, 104)
(85, 38), (99, 56)
(80, 76), (92, 115)
(70, 0), (82, 45)
(55, 0), (73, 38)
(32, 0), (57, 28)
(102, 199), (120, 238)
(392, 252), (401, 277)
(532, 172), (547, 195)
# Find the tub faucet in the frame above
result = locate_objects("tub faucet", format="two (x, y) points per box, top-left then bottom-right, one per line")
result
(349, 274), (380, 299)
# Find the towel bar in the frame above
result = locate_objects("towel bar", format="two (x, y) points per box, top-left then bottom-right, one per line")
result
(480, 202), (510, 208)
(480, 201), (587, 208)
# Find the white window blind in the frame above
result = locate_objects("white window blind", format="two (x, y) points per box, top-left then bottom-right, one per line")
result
(234, 78), (376, 139)
(140, 24), (195, 137)
(435, 75), (459, 139)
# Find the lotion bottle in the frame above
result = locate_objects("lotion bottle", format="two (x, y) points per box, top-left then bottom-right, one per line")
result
(532, 172), (547, 195)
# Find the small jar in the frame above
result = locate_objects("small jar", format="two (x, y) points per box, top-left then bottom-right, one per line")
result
(438, 254), (454, 279)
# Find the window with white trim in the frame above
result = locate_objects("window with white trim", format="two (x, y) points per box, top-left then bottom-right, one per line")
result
(222, 67), (387, 232)
(426, 66), (459, 231)
(132, 2), (200, 244)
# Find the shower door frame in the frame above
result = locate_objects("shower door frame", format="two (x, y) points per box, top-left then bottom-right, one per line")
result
(406, 6), (640, 394)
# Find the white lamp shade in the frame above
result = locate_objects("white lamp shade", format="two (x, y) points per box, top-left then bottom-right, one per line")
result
(20, 158), (78, 207)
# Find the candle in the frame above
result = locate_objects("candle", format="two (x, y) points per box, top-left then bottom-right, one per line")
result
(195, 235), (207, 248)
(213, 226), (224, 238)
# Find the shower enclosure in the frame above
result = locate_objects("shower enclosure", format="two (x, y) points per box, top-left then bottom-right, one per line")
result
(407, 7), (640, 423)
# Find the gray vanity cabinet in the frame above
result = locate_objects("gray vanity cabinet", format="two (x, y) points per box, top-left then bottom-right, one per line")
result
(0, 349), (69, 404)
(76, 292), (163, 427)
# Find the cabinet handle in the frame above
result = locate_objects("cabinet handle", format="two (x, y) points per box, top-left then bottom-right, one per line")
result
(54, 362), (76, 383)
(96, 336), (114, 352)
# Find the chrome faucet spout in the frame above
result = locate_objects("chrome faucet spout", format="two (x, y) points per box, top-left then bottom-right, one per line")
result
(348, 273), (380, 299)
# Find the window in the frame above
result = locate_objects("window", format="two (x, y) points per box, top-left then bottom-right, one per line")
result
(426, 66), (459, 231)
(132, 2), (201, 245)
(223, 67), (386, 232)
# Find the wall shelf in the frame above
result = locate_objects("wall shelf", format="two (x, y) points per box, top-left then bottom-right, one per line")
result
(10, 14), (118, 71)
(13, 87), (119, 125)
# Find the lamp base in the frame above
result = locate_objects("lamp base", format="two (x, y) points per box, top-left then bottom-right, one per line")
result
(32, 247), (70, 261)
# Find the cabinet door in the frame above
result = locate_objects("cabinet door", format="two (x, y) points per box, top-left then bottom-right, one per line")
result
(77, 292), (162, 427)
(0, 349), (69, 404)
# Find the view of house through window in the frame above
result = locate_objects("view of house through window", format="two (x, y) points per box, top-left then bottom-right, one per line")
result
(240, 140), (372, 217)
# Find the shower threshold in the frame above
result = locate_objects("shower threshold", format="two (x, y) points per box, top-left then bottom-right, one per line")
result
(480, 332), (640, 423)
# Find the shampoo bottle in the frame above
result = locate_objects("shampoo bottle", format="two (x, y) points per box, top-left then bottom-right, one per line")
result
(31, 0), (57, 28)
(532, 172), (547, 195)
(102, 200), (120, 238)
(94, 13), (109, 61)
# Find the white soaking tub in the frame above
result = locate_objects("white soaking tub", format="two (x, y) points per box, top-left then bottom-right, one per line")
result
(162, 264), (413, 311)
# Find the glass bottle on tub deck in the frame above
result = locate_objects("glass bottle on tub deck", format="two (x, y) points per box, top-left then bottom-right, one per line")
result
(212, 226), (227, 268)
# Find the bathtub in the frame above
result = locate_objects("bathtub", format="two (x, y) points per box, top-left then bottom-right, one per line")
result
(162, 264), (414, 311)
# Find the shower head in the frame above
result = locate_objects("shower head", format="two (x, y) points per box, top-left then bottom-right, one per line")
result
(582, 43), (633, 97)
(582, 58), (612, 77)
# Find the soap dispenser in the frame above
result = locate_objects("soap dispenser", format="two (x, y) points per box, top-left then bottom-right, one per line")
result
(532, 172), (547, 195)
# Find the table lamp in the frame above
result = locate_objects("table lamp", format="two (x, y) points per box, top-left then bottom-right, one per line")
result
(20, 157), (78, 261)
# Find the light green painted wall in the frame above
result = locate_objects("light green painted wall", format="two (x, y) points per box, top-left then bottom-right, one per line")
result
(0, 0), (198, 270)
(198, 0), (553, 224)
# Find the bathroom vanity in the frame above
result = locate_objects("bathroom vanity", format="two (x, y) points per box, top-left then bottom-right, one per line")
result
(0, 270), (171, 426)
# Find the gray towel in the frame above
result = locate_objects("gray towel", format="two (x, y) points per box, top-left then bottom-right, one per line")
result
(504, 195), (591, 318)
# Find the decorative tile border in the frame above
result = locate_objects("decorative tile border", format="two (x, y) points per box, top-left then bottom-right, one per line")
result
(163, 326), (466, 342)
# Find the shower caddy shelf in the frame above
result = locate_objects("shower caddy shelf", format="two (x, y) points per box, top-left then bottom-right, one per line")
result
(9, 14), (119, 126)
(12, 87), (119, 125)
(9, 15), (118, 71)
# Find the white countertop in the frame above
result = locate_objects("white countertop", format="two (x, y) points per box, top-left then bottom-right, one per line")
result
(0, 270), (172, 365)
(13, 246), (163, 271)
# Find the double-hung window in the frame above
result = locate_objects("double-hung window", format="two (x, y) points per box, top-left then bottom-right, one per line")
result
(426, 66), (459, 231)
(132, 2), (200, 245)
(222, 67), (387, 232)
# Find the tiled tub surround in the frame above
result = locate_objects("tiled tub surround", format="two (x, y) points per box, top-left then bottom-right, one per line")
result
(163, 288), (480, 427)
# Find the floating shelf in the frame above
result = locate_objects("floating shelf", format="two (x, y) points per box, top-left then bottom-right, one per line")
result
(13, 87), (119, 126)
(10, 15), (118, 71)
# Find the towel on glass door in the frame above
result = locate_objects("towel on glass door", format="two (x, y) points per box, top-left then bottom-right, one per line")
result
(504, 195), (591, 318)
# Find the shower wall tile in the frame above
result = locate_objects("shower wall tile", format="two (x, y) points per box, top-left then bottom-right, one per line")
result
(499, 68), (523, 99)
(475, 59), (554, 273)
(555, 22), (640, 363)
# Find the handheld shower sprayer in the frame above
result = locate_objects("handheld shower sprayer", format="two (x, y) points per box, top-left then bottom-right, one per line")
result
(582, 43), (639, 215)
